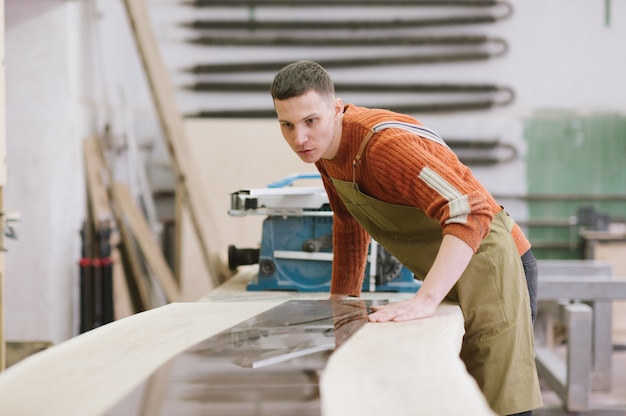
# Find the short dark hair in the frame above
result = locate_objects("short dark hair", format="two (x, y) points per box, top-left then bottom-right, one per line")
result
(271, 60), (335, 101)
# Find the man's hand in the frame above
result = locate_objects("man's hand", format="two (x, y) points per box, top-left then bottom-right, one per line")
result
(368, 294), (438, 322)
(329, 293), (349, 301)
(368, 234), (474, 323)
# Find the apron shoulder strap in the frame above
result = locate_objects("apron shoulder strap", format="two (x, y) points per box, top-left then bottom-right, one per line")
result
(353, 129), (376, 166)
(351, 121), (445, 182)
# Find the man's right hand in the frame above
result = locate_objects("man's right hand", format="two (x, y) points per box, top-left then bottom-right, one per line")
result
(329, 293), (348, 301)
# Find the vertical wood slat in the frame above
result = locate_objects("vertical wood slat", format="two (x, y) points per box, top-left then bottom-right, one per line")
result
(122, 0), (223, 288)
(112, 182), (180, 303)
(0, 0), (7, 372)
(83, 138), (135, 319)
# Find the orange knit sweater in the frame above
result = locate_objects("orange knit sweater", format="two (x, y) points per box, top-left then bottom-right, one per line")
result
(316, 104), (530, 296)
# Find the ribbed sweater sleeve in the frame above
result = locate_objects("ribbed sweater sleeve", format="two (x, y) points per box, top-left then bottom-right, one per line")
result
(317, 105), (530, 296)
(317, 163), (370, 296)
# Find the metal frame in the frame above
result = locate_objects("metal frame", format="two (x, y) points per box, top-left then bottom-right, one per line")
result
(535, 302), (593, 411)
(536, 260), (626, 411)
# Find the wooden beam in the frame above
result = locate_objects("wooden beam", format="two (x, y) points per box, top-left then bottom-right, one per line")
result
(121, 0), (224, 287)
(0, 302), (281, 415)
(83, 138), (135, 318)
(320, 303), (496, 416)
(0, 0), (7, 373)
(114, 220), (152, 311)
(0, 190), (4, 372)
(112, 182), (180, 302)
(83, 138), (114, 229)
(0, 271), (492, 415)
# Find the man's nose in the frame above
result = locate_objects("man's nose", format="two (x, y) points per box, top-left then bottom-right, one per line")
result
(293, 127), (308, 145)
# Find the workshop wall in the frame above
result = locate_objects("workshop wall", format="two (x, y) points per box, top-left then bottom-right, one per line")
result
(3, 0), (626, 346)
(526, 112), (626, 259)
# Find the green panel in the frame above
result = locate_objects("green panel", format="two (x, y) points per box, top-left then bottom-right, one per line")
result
(524, 111), (626, 260)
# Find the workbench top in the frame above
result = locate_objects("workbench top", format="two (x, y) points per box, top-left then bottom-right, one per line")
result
(0, 269), (495, 416)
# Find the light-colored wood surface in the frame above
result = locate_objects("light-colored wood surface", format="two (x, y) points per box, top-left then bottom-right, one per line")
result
(592, 241), (626, 345)
(0, 268), (492, 416)
(321, 303), (496, 416)
(0, 301), (281, 416)
(83, 138), (114, 227)
(83, 137), (134, 319)
(182, 118), (321, 288)
(1, 0), (8, 370)
(115, 200), (152, 310)
(122, 0), (223, 287)
(112, 182), (180, 303)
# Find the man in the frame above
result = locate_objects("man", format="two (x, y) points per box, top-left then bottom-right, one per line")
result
(270, 60), (542, 416)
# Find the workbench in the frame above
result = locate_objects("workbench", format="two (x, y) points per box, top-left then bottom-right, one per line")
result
(536, 260), (626, 412)
(0, 269), (495, 416)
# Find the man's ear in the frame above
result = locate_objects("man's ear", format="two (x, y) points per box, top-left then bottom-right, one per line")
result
(334, 98), (344, 116)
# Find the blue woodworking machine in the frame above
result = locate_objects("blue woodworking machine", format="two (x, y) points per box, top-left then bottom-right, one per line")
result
(228, 174), (421, 293)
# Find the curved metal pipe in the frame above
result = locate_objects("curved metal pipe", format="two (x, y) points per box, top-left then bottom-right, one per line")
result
(184, 0), (510, 10)
(184, 80), (504, 92)
(183, 81), (515, 109)
(181, 1), (514, 31)
(185, 97), (509, 118)
(183, 12), (511, 30)
(186, 34), (507, 52)
(184, 47), (507, 72)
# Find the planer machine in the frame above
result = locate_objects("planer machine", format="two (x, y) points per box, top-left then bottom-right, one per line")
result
(228, 174), (421, 293)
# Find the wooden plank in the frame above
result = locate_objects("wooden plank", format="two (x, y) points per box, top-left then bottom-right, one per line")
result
(110, 244), (134, 319)
(178, 198), (213, 301)
(320, 303), (496, 416)
(0, 189), (4, 372)
(0, 302), (282, 416)
(112, 182), (180, 302)
(115, 209), (152, 312)
(593, 241), (626, 345)
(84, 137), (134, 319)
(121, 0), (223, 287)
(83, 138), (113, 228)
(0, 270), (493, 415)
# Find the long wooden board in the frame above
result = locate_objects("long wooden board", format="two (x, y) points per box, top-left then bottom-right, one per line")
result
(321, 303), (496, 416)
(0, 269), (492, 415)
(83, 137), (134, 319)
(0, 301), (281, 416)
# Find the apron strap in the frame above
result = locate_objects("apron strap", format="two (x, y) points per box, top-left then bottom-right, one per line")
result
(353, 129), (376, 183)
(351, 122), (445, 183)
(353, 129), (376, 167)
(373, 121), (449, 149)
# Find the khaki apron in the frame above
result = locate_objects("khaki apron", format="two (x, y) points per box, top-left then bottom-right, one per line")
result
(327, 128), (542, 415)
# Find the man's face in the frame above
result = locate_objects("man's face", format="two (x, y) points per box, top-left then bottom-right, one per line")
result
(274, 90), (343, 164)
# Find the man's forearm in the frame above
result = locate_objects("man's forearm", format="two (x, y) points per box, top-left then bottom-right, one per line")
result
(416, 234), (474, 306)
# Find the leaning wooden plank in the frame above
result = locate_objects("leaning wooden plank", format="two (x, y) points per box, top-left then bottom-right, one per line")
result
(177, 202), (214, 301)
(112, 182), (180, 303)
(0, 301), (282, 416)
(84, 137), (134, 318)
(121, 0), (224, 288)
(320, 303), (496, 416)
(110, 243), (135, 319)
(113, 199), (153, 312)
(83, 137), (113, 228)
